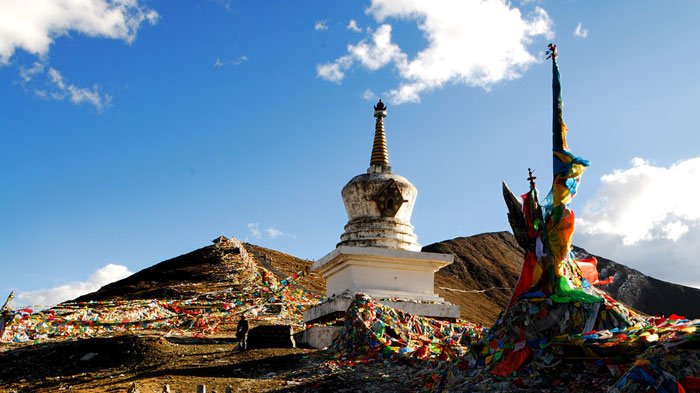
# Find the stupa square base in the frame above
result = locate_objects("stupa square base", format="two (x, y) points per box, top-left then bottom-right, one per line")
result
(312, 246), (454, 299)
(303, 295), (460, 324)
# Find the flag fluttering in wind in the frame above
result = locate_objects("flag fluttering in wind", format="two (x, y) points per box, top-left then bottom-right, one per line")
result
(488, 44), (640, 376)
(509, 44), (601, 306)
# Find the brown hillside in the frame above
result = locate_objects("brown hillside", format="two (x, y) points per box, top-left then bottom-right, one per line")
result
(76, 232), (700, 324)
(76, 242), (325, 303)
(244, 243), (325, 296)
(426, 232), (522, 324)
(75, 245), (223, 302)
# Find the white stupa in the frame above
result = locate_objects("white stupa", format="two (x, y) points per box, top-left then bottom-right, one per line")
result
(302, 101), (460, 337)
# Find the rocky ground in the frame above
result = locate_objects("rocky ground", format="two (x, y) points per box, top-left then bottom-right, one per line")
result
(0, 334), (418, 393)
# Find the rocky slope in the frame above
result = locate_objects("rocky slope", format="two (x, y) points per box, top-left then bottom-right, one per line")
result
(573, 245), (700, 318)
(427, 232), (700, 321)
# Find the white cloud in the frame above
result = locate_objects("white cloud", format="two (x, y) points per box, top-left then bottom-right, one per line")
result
(575, 157), (700, 288)
(0, 0), (158, 64)
(314, 20), (329, 31)
(214, 55), (248, 67)
(87, 264), (132, 286)
(247, 222), (290, 240)
(317, 24), (406, 83)
(247, 223), (262, 239)
(266, 227), (283, 239)
(208, 0), (237, 14)
(348, 24), (407, 71)
(317, 55), (352, 83)
(232, 55), (248, 65)
(19, 61), (45, 82)
(317, 0), (553, 104)
(43, 67), (112, 111)
(362, 88), (376, 100)
(19, 65), (111, 110)
(2, 1), (157, 109)
(347, 19), (362, 32)
(574, 22), (588, 38)
(14, 264), (132, 307)
(577, 157), (700, 245)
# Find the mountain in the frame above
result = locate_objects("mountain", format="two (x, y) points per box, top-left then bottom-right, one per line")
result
(425, 232), (700, 322)
(76, 231), (700, 324)
(573, 245), (700, 318)
(75, 242), (325, 303)
(427, 232), (522, 325)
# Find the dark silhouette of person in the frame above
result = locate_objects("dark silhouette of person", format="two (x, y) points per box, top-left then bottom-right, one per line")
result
(0, 292), (13, 336)
(0, 308), (10, 336)
(236, 314), (249, 350)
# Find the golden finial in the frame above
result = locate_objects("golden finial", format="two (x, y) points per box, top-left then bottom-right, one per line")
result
(369, 99), (390, 171)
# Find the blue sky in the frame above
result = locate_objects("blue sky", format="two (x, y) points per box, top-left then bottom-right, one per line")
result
(2, 1), (699, 306)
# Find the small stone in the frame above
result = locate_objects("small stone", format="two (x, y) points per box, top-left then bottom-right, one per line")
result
(79, 352), (98, 361)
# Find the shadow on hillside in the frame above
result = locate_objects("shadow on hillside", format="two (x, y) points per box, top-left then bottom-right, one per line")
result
(124, 352), (308, 381)
(269, 362), (416, 393)
(165, 336), (238, 345)
(0, 336), (161, 388)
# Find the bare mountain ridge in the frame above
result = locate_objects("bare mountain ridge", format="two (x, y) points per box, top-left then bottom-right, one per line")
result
(76, 232), (700, 324)
(573, 245), (700, 318)
(75, 242), (325, 303)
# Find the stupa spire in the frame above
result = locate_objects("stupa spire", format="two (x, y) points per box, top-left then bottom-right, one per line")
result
(369, 99), (391, 173)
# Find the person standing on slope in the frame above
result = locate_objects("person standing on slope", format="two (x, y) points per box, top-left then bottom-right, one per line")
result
(236, 314), (249, 351)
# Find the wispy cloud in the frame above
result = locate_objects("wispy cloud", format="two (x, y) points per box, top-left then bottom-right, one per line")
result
(46, 68), (112, 111)
(214, 55), (248, 67)
(347, 19), (362, 33)
(247, 223), (262, 239)
(266, 227), (283, 239)
(576, 157), (700, 288)
(317, 0), (553, 104)
(247, 223), (292, 241)
(232, 56), (248, 65)
(362, 88), (376, 100)
(207, 0), (237, 14)
(19, 62), (45, 82)
(14, 264), (133, 308)
(574, 22), (588, 38)
(19, 64), (111, 111)
(314, 20), (329, 31)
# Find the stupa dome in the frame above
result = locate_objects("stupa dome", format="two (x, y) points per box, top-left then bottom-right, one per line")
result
(337, 101), (420, 251)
